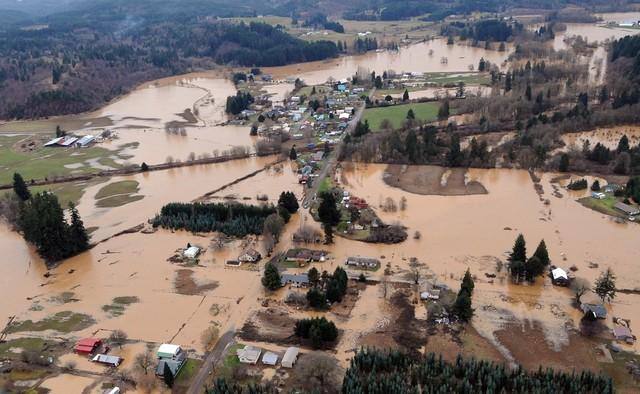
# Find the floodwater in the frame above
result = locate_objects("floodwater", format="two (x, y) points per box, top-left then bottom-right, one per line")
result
(265, 38), (511, 85)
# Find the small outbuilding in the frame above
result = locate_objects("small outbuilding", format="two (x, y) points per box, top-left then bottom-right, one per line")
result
(92, 354), (122, 367)
(183, 246), (201, 259)
(237, 345), (261, 364)
(614, 202), (640, 216)
(282, 347), (299, 368)
(613, 326), (635, 343)
(551, 268), (570, 286)
(261, 351), (279, 366)
(74, 338), (102, 354)
(157, 344), (184, 360)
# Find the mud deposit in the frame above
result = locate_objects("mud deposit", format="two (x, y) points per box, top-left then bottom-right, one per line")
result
(384, 164), (488, 195)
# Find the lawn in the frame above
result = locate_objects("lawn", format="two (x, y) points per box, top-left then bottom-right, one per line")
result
(363, 102), (441, 131)
(214, 343), (243, 380)
(174, 358), (203, 388)
(0, 135), (126, 185)
(317, 177), (333, 194)
(578, 195), (626, 218)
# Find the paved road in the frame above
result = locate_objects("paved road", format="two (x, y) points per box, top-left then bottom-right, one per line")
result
(187, 329), (236, 394)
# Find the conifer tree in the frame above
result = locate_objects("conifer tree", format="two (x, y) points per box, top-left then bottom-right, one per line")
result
(12, 173), (31, 201)
(262, 263), (281, 290)
(594, 267), (616, 302)
(163, 363), (174, 388)
(289, 146), (297, 160)
(68, 202), (90, 254)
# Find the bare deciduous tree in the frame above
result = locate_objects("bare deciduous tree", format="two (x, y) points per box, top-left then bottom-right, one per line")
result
(297, 352), (342, 393)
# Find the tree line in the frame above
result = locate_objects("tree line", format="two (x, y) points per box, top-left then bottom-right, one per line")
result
(152, 202), (276, 237)
(8, 173), (90, 265)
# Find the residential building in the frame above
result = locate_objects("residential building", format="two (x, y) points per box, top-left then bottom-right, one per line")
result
(614, 202), (640, 216)
(238, 248), (261, 263)
(155, 343), (186, 377)
(280, 273), (310, 288)
(237, 345), (261, 364)
(551, 267), (570, 286)
(183, 246), (201, 259)
(346, 256), (380, 269)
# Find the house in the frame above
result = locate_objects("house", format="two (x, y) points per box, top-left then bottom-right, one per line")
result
(280, 273), (309, 288)
(156, 344), (186, 377)
(582, 303), (607, 319)
(346, 256), (380, 269)
(237, 345), (261, 364)
(261, 351), (279, 366)
(614, 202), (640, 216)
(604, 184), (623, 193)
(183, 246), (201, 259)
(282, 347), (299, 368)
(238, 248), (261, 263)
(285, 249), (313, 263)
(92, 354), (122, 367)
(551, 267), (570, 286)
(157, 344), (184, 360)
(75, 135), (95, 147)
(613, 326), (635, 343)
(591, 192), (606, 200)
(74, 338), (102, 354)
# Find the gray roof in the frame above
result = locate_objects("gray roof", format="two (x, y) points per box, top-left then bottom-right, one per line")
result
(582, 303), (607, 318)
(155, 359), (184, 376)
(614, 202), (640, 215)
(280, 273), (309, 286)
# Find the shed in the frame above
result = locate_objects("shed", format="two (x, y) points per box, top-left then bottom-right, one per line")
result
(282, 347), (299, 368)
(44, 137), (64, 147)
(613, 326), (635, 343)
(261, 351), (279, 366)
(74, 338), (102, 354)
(75, 135), (95, 147)
(551, 268), (569, 286)
(581, 303), (607, 319)
(183, 246), (201, 259)
(92, 354), (122, 367)
(157, 344), (183, 360)
(614, 202), (640, 216)
(237, 345), (261, 364)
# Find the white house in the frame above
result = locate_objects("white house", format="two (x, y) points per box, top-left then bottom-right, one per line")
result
(183, 246), (201, 259)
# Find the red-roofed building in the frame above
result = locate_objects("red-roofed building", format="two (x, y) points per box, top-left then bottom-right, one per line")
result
(75, 338), (102, 354)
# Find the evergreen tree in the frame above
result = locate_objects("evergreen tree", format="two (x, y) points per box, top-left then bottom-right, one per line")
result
(508, 234), (527, 264)
(524, 256), (544, 281)
(163, 363), (174, 388)
(461, 269), (474, 296)
(617, 135), (630, 153)
(289, 146), (297, 160)
(323, 222), (334, 244)
(12, 172), (31, 201)
(453, 290), (474, 322)
(525, 85), (532, 101)
(308, 267), (320, 287)
(559, 153), (569, 172)
(437, 100), (450, 120)
(505, 72), (512, 92)
(591, 180), (601, 191)
(140, 162), (149, 171)
(262, 263), (281, 290)
(594, 268), (616, 302)
(19, 192), (71, 263)
(306, 287), (327, 308)
(68, 202), (90, 254)
(406, 108), (415, 120)
(402, 89), (409, 101)
(318, 192), (340, 226)
(278, 191), (299, 213)
(532, 239), (550, 267)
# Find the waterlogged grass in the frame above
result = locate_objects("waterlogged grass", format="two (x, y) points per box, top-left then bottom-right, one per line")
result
(7, 311), (95, 334)
(578, 195), (624, 218)
(95, 180), (139, 199)
(0, 135), (125, 185)
(102, 296), (139, 317)
(363, 102), (440, 131)
(29, 178), (106, 206)
(0, 338), (47, 358)
(94, 180), (143, 208)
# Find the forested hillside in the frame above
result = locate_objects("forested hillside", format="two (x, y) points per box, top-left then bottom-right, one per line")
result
(0, 0), (338, 120)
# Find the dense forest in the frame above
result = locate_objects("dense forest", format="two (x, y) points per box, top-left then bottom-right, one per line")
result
(208, 349), (613, 393)
(151, 202), (277, 237)
(0, 2), (338, 119)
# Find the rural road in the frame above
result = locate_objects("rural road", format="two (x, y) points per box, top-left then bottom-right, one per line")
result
(187, 329), (236, 394)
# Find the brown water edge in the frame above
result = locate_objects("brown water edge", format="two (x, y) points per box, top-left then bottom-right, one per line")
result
(383, 164), (488, 196)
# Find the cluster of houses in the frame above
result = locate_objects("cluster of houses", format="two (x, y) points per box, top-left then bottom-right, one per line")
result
(590, 184), (640, 220)
(345, 256), (380, 270)
(236, 345), (299, 368)
(74, 338), (187, 376)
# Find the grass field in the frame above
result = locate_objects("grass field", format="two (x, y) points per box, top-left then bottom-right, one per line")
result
(7, 311), (95, 334)
(94, 180), (143, 208)
(0, 135), (125, 185)
(577, 195), (625, 218)
(363, 102), (440, 131)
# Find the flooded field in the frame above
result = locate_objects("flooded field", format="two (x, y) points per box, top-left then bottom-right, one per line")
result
(265, 38), (511, 85)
